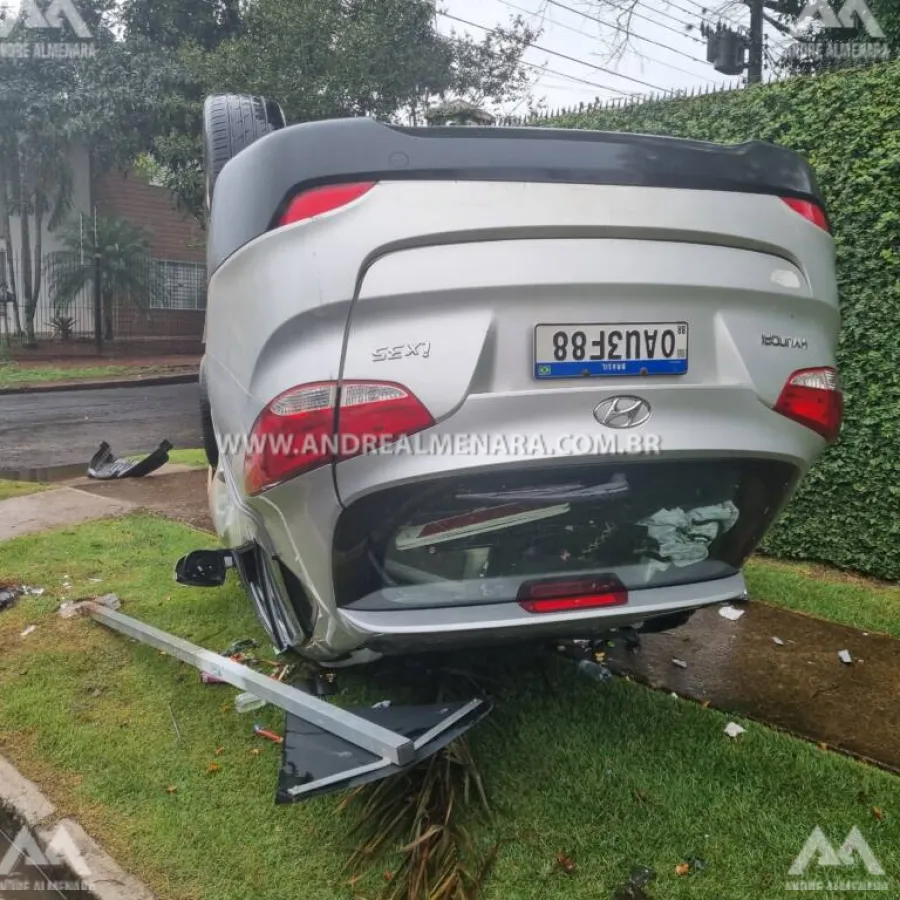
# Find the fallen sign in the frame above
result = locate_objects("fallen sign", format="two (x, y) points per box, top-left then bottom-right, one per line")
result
(83, 603), (490, 800)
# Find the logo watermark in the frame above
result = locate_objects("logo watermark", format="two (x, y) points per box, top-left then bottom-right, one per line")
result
(0, 0), (95, 60)
(0, 822), (93, 893)
(785, 826), (890, 892)
(224, 431), (663, 460)
(789, 0), (889, 65)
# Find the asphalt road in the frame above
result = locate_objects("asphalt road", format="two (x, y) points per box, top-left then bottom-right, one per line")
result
(0, 382), (203, 472)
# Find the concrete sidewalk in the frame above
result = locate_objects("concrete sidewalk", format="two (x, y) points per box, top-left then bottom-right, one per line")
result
(0, 465), (208, 541)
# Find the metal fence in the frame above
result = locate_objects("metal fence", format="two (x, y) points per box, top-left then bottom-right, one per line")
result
(0, 249), (206, 354)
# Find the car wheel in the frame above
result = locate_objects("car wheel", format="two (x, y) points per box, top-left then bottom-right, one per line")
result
(198, 372), (219, 469)
(203, 94), (286, 208)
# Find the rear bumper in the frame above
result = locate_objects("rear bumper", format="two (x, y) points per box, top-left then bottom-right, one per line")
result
(337, 572), (746, 654)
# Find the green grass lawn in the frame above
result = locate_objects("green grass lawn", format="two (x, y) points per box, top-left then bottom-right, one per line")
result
(0, 514), (898, 899)
(164, 449), (209, 468)
(747, 556), (900, 639)
(0, 363), (184, 388)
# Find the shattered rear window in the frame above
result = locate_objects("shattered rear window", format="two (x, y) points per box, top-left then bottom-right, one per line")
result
(333, 459), (798, 610)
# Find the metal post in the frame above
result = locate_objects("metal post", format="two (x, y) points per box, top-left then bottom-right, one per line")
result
(93, 250), (102, 353)
(86, 603), (417, 766)
(748, 0), (764, 83)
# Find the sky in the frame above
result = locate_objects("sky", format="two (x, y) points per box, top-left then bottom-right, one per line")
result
(437, 0), (757, 112)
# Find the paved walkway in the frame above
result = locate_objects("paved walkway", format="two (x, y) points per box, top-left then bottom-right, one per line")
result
(608, 603), (900, 773)
(0, 465), (208, 541)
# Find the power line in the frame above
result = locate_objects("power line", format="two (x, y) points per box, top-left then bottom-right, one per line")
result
(438, 9), (673, 93)
(638, 1), (705, 33)
(675, 0), (721, 13)
(520, 57), (638, 94)
(616, 3), (707, 44)
(658, 0), (713, 22)
(540, 0), (710, 66)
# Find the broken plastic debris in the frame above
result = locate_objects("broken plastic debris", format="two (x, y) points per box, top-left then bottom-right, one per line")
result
(235, 692), (267, 713)
(772, 637), (786, 646)
(724, 722), (745, 738)
(671, 658), (688, 669)
(371, 700), (392, 709)
(838, 650), (853, 664)
(576, 659), (613, 682)
(20, 625), (37, 638)
(22, 586), (45, 597)
(718, 605), (745, 621)
(611, 866), (656, 900)
(88, 439), (172, 480)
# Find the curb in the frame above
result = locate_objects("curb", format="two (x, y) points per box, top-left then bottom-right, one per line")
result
(0, 372), (198, 396)
(0, 753), (157, 900)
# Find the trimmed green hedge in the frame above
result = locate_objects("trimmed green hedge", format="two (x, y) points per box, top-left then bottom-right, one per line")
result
(545, 63), (900, 581)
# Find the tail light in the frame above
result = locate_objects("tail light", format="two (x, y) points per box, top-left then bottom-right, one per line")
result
(518, 575), (628, 614)
(244, 380), (433, 495)
(781, 197), (829, 232)
(774, 367), (843, 443)
(278, 182), (376, 227)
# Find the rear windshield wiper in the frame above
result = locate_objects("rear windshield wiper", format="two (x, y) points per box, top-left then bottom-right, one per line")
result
(456, 473), (628, 504)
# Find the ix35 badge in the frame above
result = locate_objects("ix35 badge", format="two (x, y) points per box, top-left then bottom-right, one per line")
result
(761, 334), (809, 350)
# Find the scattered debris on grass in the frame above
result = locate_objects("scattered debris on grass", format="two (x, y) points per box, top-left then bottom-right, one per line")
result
(235, 692), (266, 713)
(718, 605), (745, 621)
(0, 585), (17, 612)
(340, 736), (493, 900)
(252, 724), (283, 744)
(20, 625), (36, 637)
(873, 806), (884, 821)
(166, 786), (178, 794)
(207, 763), (221, 774)
(724, 722), (746, 739)
(59, 593), (121, 619)
(576, 658), (613, 681)
(555, 852), (576, 875)
(838, 649), (853, 665)
(675, 856), (707, 876)
(1, 584), (46, 612)
(611, 866), (656, 900)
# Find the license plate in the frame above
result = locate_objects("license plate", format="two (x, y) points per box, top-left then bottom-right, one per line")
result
(534, 322), (688, 378)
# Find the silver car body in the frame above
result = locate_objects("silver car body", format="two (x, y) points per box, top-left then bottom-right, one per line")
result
(202, 119), (840, 663)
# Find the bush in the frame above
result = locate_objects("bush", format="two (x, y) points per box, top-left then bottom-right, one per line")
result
(542, 63), (900, 581)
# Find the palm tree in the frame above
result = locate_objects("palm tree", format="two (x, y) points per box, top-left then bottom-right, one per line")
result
(49, 214), (157, 341)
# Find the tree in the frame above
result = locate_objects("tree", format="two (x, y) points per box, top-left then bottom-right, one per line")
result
(0, 0), (175, 344)
(133, 0), (537, 218)
(49, 215), (157, 341)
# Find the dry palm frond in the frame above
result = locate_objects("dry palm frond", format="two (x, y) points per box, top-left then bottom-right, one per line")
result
(339, 736), (496, 900)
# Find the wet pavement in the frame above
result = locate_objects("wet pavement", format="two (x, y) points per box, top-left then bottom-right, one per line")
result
(0, 382), (202, 469)
(607, 602), (900, 772)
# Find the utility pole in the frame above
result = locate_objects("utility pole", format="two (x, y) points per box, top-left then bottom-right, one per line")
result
(747, 0), (764, 83)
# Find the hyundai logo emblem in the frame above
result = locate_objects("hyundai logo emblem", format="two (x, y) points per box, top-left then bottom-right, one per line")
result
(593, 396), (652, 429)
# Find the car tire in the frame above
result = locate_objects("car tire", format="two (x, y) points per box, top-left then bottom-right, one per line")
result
(203, 94), (286, 208)
(198, 370), (219, 469)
